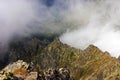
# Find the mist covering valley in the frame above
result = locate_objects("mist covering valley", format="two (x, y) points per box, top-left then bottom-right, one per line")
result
(0, 0), (120, 57)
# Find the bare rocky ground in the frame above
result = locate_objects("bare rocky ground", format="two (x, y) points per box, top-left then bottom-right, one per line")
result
(0, 60), (73, 80)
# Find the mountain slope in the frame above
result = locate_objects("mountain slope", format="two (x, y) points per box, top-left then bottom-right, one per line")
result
(8, 38), (120, 80)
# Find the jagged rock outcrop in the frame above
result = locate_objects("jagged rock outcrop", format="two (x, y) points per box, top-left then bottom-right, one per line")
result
(0, 60), (73, 80)
(0, 60), (74, 80)
(7, 38), (120, 80)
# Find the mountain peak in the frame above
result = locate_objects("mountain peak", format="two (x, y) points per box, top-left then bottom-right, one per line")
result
(85, 44), (103, 55)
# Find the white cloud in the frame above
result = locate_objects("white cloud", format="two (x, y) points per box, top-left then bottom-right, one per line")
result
(60, 0), (120, 57)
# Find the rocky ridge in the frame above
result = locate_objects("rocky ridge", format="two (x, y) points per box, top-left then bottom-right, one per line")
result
(4, 38), (120, 80)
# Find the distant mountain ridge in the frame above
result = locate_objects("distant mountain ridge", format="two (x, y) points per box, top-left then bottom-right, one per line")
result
(4, 38), (120, 80)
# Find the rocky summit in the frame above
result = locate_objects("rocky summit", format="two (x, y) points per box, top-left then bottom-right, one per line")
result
(0, 38), (120, 80)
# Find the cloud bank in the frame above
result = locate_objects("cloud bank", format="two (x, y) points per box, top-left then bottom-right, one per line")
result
(60, 0), (120, 57)
(0, 0), (68, 45)
(0, 0), (120, 58)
